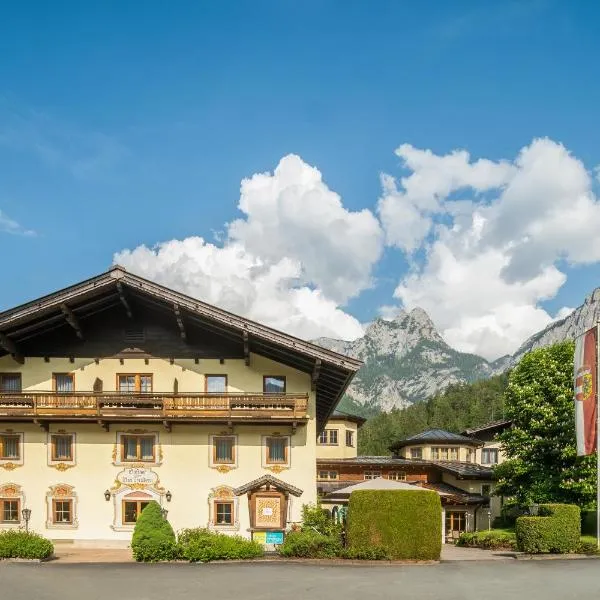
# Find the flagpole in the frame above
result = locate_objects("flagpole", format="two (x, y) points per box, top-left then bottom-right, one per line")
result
(595, 323), (600, 549)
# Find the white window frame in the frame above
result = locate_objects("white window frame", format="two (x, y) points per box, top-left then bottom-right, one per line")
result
(318, 429), (339, 446)
(364, 471), (382, 480)
(481, 447), (499, 465)
(387, 471), (407, 481)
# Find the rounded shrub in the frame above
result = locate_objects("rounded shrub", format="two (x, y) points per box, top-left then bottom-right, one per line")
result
(0, 531), (54, 560)
(131, 501), (177, 562)
(346, 490), (442, 560)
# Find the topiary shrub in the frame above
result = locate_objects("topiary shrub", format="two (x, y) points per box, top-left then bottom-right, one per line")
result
(177, 528), (263, 562)
(131, 501), (177, 562)
(278, 530), (341, 558)
(0, 531), (54, 560)
(346, 490), (442, 560)
(516, 503), (580, 554)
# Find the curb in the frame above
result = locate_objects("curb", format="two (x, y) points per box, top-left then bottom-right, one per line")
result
(515, 553), (600, 561)
(1, 555), (54, 563)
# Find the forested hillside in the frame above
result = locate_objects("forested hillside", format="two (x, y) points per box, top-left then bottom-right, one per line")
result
(357, 373), (509, 455)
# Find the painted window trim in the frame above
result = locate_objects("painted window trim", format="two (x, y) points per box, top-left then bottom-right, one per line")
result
(207, 486), (240, 531)
(46, 485), (78, 530)
(110, 487), (163, 532)
(113, 431), (161, 466)
(48, 432), (76, 467)
(116, 373), (154, 393)
(0, 431), (24, 467)
(262, 435), (291, 468)
(0, 497), (21, 525)
(209, 434), (238, 469)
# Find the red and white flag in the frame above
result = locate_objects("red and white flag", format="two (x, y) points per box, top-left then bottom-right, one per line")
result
(574, 326), (598, 456)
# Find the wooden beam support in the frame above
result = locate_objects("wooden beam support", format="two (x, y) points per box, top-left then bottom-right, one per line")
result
(98, 420), (109, 432)
(0, 332), (24, 364)
(243, 331), (250, 366)
(116, 282), (133, 318)
(60, 304), (84, 340)
(311, 358), (322, 391)
(173, 304), (186, 340)
(33, 419), (49, 432)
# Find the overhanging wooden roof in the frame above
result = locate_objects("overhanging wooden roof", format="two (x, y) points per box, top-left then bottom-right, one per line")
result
(0, 266), (362, 429)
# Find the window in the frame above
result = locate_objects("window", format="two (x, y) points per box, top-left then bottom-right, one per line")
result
(481, 448), (499, 465)
(318, 470), (339, 480)
(117, 374), (152, 393)
(53, 373), (74, 393)
(263, 376), (286, 394)
(0, 499), (19, 523)
(467, 448), (476, 463)
(318, 429), (339, 445)
(215, 501), (233, 525)
(123, 500), (150, 524)
(51, 434), (73, 461)
(121, 435), (155, 462)
(410, 447), (423, 459)
(205, 375), (227, 393)
(431, 447), (459, 461)
(53, 499), (73, 525)
(387, 471), (407, 481)
(481, 484), (492, 497)
(0, 434), (20, 460)
(266, 437), (288, 464)
(0, 374), (21, 392)
(213, 436), (235, 464)
(364, 471), (382, 480)
(345, 430), (355, 447)
(445, 511), (466, 534)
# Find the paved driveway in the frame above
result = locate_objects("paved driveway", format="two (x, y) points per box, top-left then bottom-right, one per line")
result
(2, 561), (600, 600)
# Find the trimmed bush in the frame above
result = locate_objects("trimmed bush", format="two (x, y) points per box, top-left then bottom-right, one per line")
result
(131, 501), (177, 562)
(346, 490), (442, 560)
(278, 530), (341, 558)
(577, 537), (600, 555)
(177, 528), (263, 562)
(515, 504), (580, 554)
(0, 531), (54, 560)
(339, 545), (390, 560)
(456, 530), (516, 550)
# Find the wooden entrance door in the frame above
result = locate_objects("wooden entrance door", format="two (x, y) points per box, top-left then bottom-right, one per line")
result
(445, 510), (466, 542)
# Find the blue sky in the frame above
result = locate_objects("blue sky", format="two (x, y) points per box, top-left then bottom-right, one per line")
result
(1, 1), (600, 359)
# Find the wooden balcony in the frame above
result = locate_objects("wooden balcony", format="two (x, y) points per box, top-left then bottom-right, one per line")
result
(0, 392), (309, 426)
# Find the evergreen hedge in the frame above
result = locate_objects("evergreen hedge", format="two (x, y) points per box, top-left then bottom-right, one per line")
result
(178, 528), (263, 562)
(131, 501), (177, 562)
(0, 531), (54, 560)
(346, 490), (442, 560)
(581, 510), (596, 536)
(516, 504), (580, 554)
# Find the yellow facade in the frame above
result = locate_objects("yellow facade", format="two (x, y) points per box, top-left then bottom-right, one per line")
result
(0, 353), (317, 546)
(316, 417), (359, 460)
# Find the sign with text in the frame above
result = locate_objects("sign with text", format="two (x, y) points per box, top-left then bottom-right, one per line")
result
(116, 467), (158, 487)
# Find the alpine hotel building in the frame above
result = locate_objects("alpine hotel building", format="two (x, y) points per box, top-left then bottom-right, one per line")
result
(0, 266), (361, 547)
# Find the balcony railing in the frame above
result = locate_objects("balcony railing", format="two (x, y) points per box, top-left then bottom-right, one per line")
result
(0, 392), (309, 421)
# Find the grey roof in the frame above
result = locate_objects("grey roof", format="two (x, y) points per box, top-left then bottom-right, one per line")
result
(462, 420), (512, 436)
(418, 482), (487, 504)
(233, 474), (303, 497)
(316, 456), (495, 480)
(390, 428), (483, 450)
(0, 265), (362, 429)
(329, 411), (367, 426)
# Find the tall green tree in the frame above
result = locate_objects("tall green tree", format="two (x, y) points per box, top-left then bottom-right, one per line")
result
(495, 341), (596, 507)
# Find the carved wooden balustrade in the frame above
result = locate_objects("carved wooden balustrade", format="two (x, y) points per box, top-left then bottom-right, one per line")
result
(0, 392), (309, 422)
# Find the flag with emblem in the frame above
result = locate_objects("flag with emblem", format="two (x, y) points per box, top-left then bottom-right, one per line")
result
(574, 326), (598, 456)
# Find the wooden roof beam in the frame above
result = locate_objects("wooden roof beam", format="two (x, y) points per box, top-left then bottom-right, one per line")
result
(0, 332), (24, 364)
(312, 358), (321, 391)
(243, 331), (250, 366)
(116, 282), (133, 319)
(173, 304), (186, 340)
(61, 304), (84, 340)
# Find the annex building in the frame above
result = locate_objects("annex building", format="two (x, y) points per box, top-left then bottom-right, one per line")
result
(0, 266), (361, 547)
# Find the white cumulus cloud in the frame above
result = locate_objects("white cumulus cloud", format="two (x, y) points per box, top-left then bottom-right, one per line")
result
(115, 155), (383, 341)
(381, 138), (600, 360)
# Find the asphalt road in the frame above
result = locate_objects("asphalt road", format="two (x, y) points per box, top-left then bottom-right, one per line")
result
(1, 561), (599, 600)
